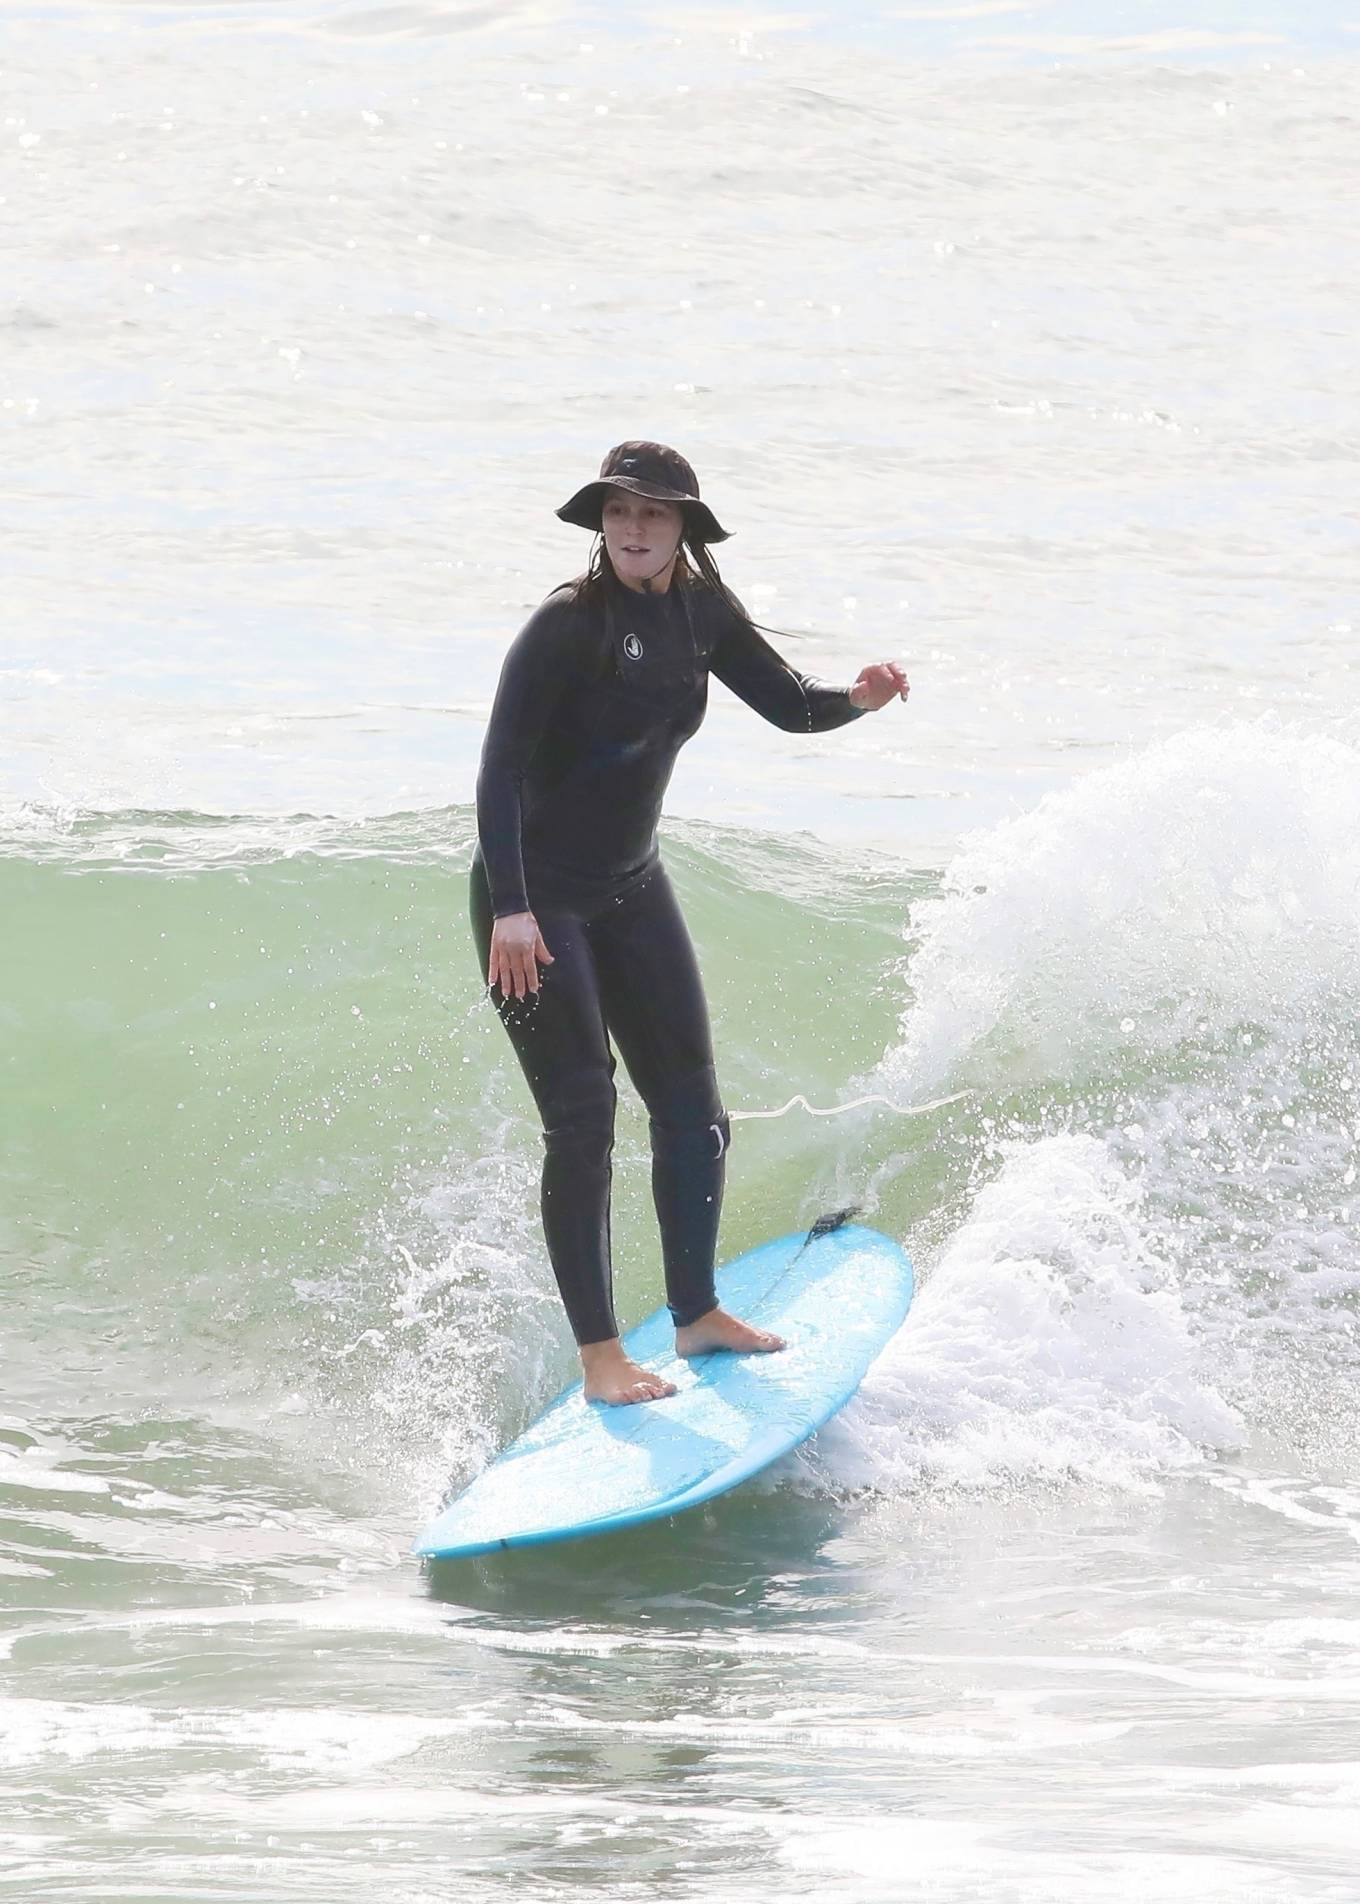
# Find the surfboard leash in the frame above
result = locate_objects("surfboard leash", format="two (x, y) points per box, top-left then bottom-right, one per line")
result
(729, 1088), (970, 1123)
(731, 1091), (971, 1264)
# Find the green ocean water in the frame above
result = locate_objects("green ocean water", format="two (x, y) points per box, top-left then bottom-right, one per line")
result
(6, 765), (1360, 1901)
(5, 813), (937, 1475)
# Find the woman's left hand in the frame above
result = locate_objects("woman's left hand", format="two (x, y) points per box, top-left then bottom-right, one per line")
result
(849, 662), (910, 712)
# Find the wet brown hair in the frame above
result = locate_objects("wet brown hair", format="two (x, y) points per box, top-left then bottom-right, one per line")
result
(569, 525), (774, 639)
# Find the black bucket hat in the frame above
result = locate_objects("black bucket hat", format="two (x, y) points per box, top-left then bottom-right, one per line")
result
(556, 440), (731, 544)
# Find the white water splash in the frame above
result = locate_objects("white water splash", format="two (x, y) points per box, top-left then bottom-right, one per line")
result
(829, 722), (1360, 1500)
(882, 722), (1360, 1099)
(816, 1133), (1243, 1496)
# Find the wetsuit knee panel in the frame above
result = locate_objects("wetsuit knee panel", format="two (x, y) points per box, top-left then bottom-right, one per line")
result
(540, 1073), (617, 1165)
(645, 1064), (725, 1136)
(651, 1104), (731, 1166)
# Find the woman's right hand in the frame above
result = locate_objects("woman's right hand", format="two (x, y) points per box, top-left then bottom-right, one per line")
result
(488, 910), (554, 1000)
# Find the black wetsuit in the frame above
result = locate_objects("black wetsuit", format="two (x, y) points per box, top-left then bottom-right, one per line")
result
(472, 572), (862, 1345)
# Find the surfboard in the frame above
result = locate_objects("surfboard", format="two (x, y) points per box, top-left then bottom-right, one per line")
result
(413, 1218), (914, 1562)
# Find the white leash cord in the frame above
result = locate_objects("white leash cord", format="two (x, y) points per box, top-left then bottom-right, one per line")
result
(729, 1089), (970, 1123)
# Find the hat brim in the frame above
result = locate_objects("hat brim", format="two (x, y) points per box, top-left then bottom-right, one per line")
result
(556, 477), (730, 544)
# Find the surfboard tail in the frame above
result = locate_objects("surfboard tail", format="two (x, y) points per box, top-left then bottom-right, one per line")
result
(801, 1206), (861, 1251)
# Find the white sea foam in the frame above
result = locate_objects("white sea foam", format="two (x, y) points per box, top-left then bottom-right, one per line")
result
(882, 721), (1360, 1098)
(816, 724), (1360, 1500)
(0, 1695), (496, 1773)
(814, 1132), (1243, 1496)
(301, 1122), (564, 1518)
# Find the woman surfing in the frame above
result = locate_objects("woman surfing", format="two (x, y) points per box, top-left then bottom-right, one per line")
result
(472, 442), (909, 1405)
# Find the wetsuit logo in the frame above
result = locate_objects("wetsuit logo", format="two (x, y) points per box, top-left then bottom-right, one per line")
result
(623, 633), (643, 660)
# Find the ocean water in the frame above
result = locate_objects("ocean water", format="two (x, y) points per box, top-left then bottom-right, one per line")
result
(4, 2), (1360, 1898)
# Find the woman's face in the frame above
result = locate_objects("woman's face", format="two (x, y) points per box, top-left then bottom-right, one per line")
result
(601, 489), (684, 590)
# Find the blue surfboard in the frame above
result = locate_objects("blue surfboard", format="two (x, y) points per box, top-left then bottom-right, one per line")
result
(413, 1219), (913, 1562)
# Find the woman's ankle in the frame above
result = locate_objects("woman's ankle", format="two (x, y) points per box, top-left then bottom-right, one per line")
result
(578, 1336), (624, 1368)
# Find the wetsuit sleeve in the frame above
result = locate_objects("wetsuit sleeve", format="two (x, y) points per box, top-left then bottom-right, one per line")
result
(707, 593), (866, 734)
(476, 591), (579, 918)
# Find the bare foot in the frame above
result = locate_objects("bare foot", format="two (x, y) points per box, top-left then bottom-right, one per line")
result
(674, 1307), (786, 1358)
(579, 1338), (677, 1407)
